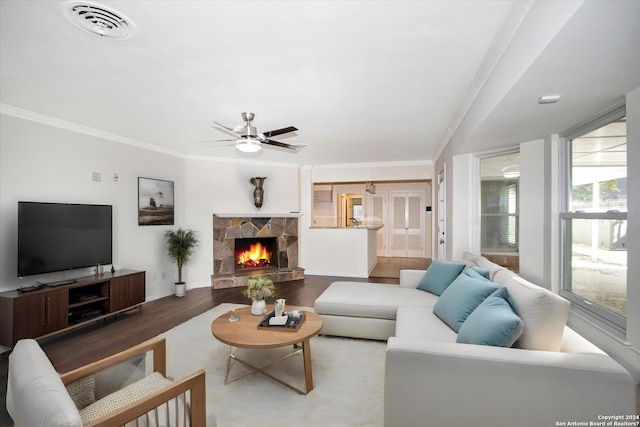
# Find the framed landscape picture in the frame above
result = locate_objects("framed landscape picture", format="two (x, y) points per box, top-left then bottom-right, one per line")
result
(138, 177), (174, 226)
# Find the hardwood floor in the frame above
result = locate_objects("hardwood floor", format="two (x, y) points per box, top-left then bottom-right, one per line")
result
(370, 256), (431, 278)
(2, 271), (638, 423)
(0, 274), (394, 426)
(28, 275), (389, 374)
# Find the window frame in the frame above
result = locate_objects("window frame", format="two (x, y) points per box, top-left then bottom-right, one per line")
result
(480, 178), (519, 253)
(477, 149), (521, 256)
(559, 105), (627, 334)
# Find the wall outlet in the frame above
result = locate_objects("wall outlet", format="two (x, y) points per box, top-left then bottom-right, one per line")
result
(92, 172), (101, 182)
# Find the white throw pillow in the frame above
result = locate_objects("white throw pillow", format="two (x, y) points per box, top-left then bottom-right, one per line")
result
(493, 268), (517, 286)
(474, 257), (505, 281)
(504, 276), (570, 351)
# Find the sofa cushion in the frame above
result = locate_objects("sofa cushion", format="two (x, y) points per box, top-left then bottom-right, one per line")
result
(395, 306), (457, 342)
(7, 339), (83, 427)
(314, 281), (439, 320)
(433, 274), (500, 332)
(417, 260), (466, 296)
(504, 276), (571, 351)
(457, 287), (524, 347)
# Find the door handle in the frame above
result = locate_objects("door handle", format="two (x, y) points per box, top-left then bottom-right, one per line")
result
(440, 239), (445, 244)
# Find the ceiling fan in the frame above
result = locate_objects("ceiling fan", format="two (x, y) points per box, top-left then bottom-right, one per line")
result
(211, 112), (307, 153)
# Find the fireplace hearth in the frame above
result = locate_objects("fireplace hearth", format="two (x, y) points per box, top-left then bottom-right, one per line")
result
(212, 214), (304, 289)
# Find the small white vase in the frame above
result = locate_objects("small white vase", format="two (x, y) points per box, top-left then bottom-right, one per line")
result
(251, 299), (266, 315)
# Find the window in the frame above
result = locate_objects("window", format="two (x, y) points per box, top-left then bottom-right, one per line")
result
(561, 109), (627, 332)
(480, 153), (520, 253)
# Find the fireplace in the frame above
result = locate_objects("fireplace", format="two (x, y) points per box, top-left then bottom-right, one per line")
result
(234, 237), (278, 272)
(212, 214), (304, 289)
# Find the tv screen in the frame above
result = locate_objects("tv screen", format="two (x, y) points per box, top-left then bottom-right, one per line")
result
(18, 202), (113, 278)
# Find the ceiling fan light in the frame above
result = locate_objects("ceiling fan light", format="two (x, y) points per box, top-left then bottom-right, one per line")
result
(502, 165), (520, 178)
(236, 139), (261, 153)
(538, 94), (560, 104)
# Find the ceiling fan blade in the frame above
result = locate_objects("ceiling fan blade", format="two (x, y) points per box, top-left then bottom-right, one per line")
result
(263, 139), (308, 151)
(212, 121), (234, 131)
(211, 122), (239, 138)
(263, 126), (298, 138)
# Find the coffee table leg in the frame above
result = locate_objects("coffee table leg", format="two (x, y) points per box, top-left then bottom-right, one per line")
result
(302, 338), (313, 393)
(225, 345), (312, 395)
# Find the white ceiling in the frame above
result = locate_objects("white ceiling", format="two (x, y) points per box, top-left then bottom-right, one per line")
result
(1, 1), (639, 167)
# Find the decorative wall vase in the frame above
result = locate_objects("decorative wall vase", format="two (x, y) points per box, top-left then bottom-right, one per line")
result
(250, 177), (266, 208)
(251, 299), (267, 315)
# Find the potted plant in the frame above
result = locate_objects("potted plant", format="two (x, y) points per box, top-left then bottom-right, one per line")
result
(165, 228), (198, 297)
(243, 275), (275, 315)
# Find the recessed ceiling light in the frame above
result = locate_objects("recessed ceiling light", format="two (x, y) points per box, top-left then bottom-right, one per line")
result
(62, 1), (137, 40)
(538, 94), (560, 104)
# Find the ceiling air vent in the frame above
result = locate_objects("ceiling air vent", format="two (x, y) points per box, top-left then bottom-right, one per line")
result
(62, 1), (137, 40)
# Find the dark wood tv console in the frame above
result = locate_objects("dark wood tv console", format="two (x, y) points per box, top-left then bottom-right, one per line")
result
(0, 269), (145, 347)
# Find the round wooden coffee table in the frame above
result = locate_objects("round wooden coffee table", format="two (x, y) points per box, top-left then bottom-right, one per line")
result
(211, 306), (323, 394)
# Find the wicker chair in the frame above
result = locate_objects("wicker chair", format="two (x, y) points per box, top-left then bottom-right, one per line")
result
(7, 337), (208, 426)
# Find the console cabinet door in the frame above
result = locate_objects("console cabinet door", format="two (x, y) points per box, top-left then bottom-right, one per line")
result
(110, 272), (145, 312)
(13, 288), (68, 341)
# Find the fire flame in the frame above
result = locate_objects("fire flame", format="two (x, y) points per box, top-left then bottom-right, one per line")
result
(237, 242), (272, 268)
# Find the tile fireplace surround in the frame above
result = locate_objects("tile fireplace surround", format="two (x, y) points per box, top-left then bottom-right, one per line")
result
(211, 214), (304, 289)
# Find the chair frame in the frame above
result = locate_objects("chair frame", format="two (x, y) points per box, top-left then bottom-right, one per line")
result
(59, 337), (206, 427)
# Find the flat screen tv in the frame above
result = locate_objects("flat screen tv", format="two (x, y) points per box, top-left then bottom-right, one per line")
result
(18, 202), (113, 278)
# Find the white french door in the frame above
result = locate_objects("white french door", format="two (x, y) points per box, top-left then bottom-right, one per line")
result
(390, 191), (424, 257)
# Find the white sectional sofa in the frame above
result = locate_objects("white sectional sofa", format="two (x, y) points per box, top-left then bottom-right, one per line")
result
(314, 252), (637, 427)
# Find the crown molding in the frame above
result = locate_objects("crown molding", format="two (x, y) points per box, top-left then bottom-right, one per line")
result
(310, 159), (432, 170)
(1, 103), (186, 158)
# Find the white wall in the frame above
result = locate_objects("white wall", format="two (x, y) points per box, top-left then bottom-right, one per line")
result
(0, 115), (184, 301)
(0, 115), (302, 301)
(625, 86), (640, 355)
(311, 161), (433, 183)
(450, 153), (476, 261)
(518, 138), (550, 285)
(183, 158), (300, 287)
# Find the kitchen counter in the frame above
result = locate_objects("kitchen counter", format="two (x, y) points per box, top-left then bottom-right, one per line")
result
(302, 225), (382, 278)
(309, 225), (383, 230)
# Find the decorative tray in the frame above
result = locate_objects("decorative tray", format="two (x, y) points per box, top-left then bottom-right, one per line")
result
(258, 310), (306, 331)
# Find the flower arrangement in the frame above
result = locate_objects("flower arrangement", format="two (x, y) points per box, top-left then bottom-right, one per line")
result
(243, 275), (275, 301)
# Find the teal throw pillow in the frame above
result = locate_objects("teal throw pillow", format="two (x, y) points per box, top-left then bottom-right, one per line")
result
(470, 265), (490, 279)
(433, 274), (500, 332)
(417, 260), (466, 296)
(457, 287), (524, 347)
(464, 267), (490, 281)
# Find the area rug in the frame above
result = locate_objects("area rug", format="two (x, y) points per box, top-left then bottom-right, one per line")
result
(156, 303), (386, 426)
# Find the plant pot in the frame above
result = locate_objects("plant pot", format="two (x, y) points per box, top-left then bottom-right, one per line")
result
(174, 282), (186, 297)
(251, 299), (267, 315)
